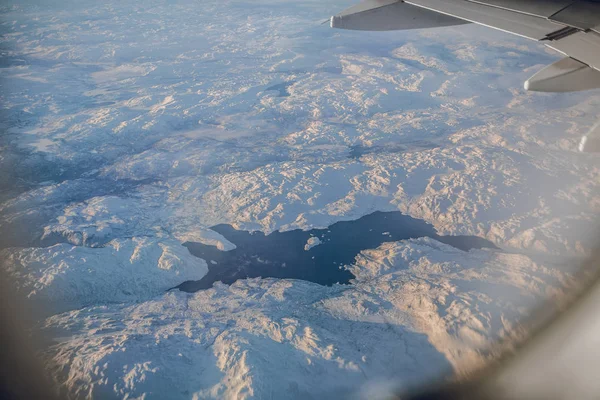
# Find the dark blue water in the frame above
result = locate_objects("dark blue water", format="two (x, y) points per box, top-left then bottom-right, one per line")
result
(177, 211), (497, 292)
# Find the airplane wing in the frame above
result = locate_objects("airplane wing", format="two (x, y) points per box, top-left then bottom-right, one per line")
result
(330, 0), (600, 152)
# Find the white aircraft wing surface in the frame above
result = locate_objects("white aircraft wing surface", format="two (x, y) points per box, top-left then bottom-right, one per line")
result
(330, 0), (600, 152)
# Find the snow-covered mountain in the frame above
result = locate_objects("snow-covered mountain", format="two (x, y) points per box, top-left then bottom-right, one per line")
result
(1, 0), (599, 398)
(41, 239), (569, 399)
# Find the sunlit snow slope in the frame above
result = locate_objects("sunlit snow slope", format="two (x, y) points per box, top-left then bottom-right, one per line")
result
(1, 0), (599, 398)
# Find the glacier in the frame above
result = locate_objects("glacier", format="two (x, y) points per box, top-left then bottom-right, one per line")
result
(0, 0), (599, 398)
(2, 236), (208, 315)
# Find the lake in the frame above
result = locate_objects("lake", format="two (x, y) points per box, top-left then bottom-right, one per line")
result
(176, 211), (497, 292)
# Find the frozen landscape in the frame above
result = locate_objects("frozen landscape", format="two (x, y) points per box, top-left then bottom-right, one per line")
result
(1, 0), (599, 398)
